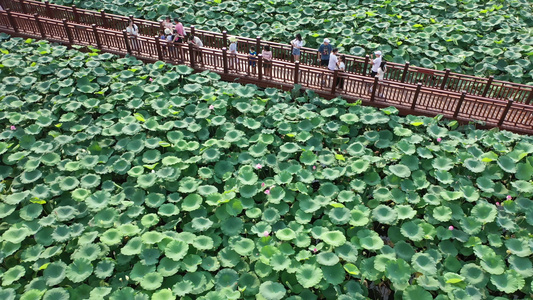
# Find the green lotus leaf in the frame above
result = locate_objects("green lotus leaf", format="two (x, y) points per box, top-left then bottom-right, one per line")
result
(276, 228), (296, 241)
(44, 261), (67, 286)
(511, 180), (533, 193)
(357, 229), (384, 251)
(280, 142), (300, 153)
(193, 235), (214, 251)
(508, 255), (533, 278)
(151, 289), (174, 300)
(480, 255), (505, 275)
(460, 263), (486, 285)
(322, 230), (347, 247)
(328, 207), (351, 225)
(269, 253), (290, 271)
(411, 253), (437, 275)
(395, 205), (417, 220)
(471, 202), (497, 224)
(43, 288), (69, 300)
(300, 150), (317, 165)
(85, 191), (110, 211)
(230, 237), (254, 256)
(259, 281), (286, 300)
(100, 229), (123, 246)
(121, 237), (143, 256)
(66, 258), (93, 283)
(400, 221), (424, 241)
(432, 156), (454, 171)
(137, 173), (157, 189)
(1, 265), (25, 286)
(20, 203), (43, 221)
(460, 216), (482, 235)
(403, 285), (433, 300)
(138, 272), (163, 290)
(71, 244), (101, 261)
(505, 238), (532, 257)
(464, 158), (485, 173)
(182, 193), (203, 211)
(165, 240), (189, 261)
(349, 209), (370, 226)
(432, 206), (452, 222)
(317, 252), (340, 266)
(215, 268), (239, 289)
(296, 264), (323, 288)
(490, 270), (525, 294)
(19, 169), (42, 184)
(372, 205), (398, 225)
(2, 226), (30, 244)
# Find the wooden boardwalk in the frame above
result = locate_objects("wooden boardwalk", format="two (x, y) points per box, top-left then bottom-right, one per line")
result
(0, 3), (532, 135)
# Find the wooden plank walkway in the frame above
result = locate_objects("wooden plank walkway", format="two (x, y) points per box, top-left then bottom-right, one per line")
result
(0, 9), (532, 135)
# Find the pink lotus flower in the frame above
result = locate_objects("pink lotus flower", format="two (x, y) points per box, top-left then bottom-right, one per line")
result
(264, 189), (270, 195)
(506, 195), (512, 200)
(263, 231), (269, 237)
(261, 182), (265, 187)
(448, 226), (454, 231)
(10, 125), (16, 130)
(496, 202), (500, 206)
(209, 105), (214, 110)
(149, 78), (153, 82)
(313, 248), (317, 253)
(313, 166), (316, 170)
(437, 137), (442, 142)
(255, 163), (262, 169)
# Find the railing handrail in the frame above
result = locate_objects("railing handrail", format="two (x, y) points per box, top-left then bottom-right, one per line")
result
(0, 9), (531, 135)
(1, 0), (531, 104)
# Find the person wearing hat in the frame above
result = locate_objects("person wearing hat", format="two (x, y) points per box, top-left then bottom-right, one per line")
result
(229, 36), (238, 70)
(370, 50), (382, 77)
(317, 38), (333, 67)
(164, 28), (173, 42)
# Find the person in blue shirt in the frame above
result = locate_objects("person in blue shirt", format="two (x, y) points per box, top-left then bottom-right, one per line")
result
(249, 46), (257, 67)
(317, 38), (333, 67)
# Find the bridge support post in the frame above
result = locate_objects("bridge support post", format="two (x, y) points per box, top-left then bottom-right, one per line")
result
(62, 19), (74, 45)
(255, 36), (261, 55)
(497, 99), (513, 127)
(222, 31), (227, 48)
(222, 47), (229, 74)
(122, 30), (132, 55)
(370, 76), (379, 102)
(45, 1), (53, 19)
(362, 55), (369, 76)
(482, 76), (494, 97)
(72, 5), (80, 23)
(100, 10), (108, 28)
(257, 54), (263, 81)
(440, 69), (450, 90)
(410, 83), (422, 110)
(331, 70), (338, 95)
(188, 42), (196, 69)
(154, 36), (163, 60)
(294, 61), (300, 84)
(6, 9), (19, 33)
(401, 62), (409, 83)
(453, 91), (467, 119)
(34, 14), (46, 38)
(20, 0), (28, 14)
(527, 90), (533, 105)
(92, 24), (102, 49)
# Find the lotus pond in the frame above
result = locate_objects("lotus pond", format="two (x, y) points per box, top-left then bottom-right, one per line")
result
(46, 0), (533, 84)
(0, 34), (533, 299)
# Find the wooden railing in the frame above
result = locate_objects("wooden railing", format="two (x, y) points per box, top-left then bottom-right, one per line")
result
(1, 0), (532, 104)
(0, 10), (532, 135)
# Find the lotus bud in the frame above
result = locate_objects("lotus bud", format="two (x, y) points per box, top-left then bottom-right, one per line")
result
(313, 166), (316, 170)
(313, 248), (317, 253)
(10, 125), (16, 130)
(209, 105), (214, 110)
(261, 182), (265, 187)
(263, 231), (269, 237)
(149, 78), (153, 82)
(448, 225), (454, 230)
(506, 195), (512, 200)
(496, 202), (500, 206)
(437, 137), (442, 142)
(264, 189), (270, 195)
(125, 275), (130, 280)
(255, 163), (262, 169)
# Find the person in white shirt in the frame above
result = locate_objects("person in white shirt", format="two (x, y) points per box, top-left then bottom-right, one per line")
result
(370, 50), (382, 77)
(291, 34), (303, 62)
(228, 36), (238, 70)
(188, 35), (204, 65)
(328, 48), (339, 71)
(126, 19), (139, 51)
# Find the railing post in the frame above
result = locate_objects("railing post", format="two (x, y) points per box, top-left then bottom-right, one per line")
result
(190, 25), (195, 37)
(62, 19), (74, 45)
(400, 62), (410, 83)
(6, 9), (19, 33)
(410, 83), (423, 110)
(362, 55), (370, 76)
(154, 36), (163, 60)
(222, 47), (229, 74)
(222, 30), (228, 48)
(188, 42), (196, 69)
(123, 30), (132, 55)
(526, 90), (533, 105)
(497, 99), (514, 127)
(257, 54), (263, 81)
(453, 91), (467, 119)
(100, 10), (108, 28)
(331, 70), (338, 94)
(256, 36), (261, 54)
(294, 61), (300, 84)
(20, 0), (28, 14)
(92, 24), (102, 49)
(45, 1), (53, 19)
(72, 5), (80, 23)
(440, 69), (450, 90)
(482, 76), (494, 97)
(290, 44), (294, 62)
(370, 77), (379, 102)
(34, 14), (46, 38)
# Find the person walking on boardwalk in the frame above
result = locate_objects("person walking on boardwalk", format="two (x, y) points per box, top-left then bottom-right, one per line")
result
(328, 48), (339, 71)
(173, 18), (186, 43)
(291, 34), (303, 62)
(370, 50), (382, 77)
(229, 36), (238, 71)
(262, 45), (273, 79)
(317, 38), (333, 67)
(126, 19), (139, 52)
